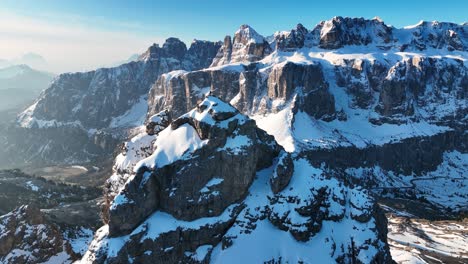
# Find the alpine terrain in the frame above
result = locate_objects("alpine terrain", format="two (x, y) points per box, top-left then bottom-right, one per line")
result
(0, 16), (466, 264)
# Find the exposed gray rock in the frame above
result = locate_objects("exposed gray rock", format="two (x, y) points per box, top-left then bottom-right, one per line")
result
(269, 61), (335, 119)
(149, 61), (336, 121)
(274, 23), (309, 51)
(311, 16), (394, 49)
(5, 38), (221, 168)
(270, 151), (294, 194)
(376, 56), (467, 124)
(210, 25), (271, 67)
(108, 96), (280, 236)
(0, 205), (68, 264)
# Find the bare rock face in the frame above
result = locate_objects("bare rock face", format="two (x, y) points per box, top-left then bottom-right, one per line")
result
(268, 61), (335, 119)
(210, 36), (233, 67)
(149, 61), (336, 121)
(335, 58), (389, 109)
(107, 96), (280, 236)
(147, 68), (242, 119)
(0, 205), (68, 264)
(376, 56), (467, 123)
(270, 151), (294, 194)
(274, 23), (309, 51)
(183, 39), (223, 70)
(103, 109), (172, 223)
(312, 16), (394, 49)
(210, 25), (271, 67)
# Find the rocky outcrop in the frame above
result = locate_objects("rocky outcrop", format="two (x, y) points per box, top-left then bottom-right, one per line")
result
(183, 40), (223, 70)
(210, 25), (271, 67)
(335, 58), (389, 109)
(108, 96), (280, 236)
(20, 38), (219, 130)
(147, 67), (243, 118)
(310, 16), (468, 52)
(274, 23), (309, 51)
(376, 56), (467, 124)
(103, 110), (172, 223)
(398, 21), (468, 52)
(269, 151), (294, 194)
(311, 16), (394, 49)
(83, 97), (394, 264)
(303, 129), (467, 175)
(0, 205), (68, 264)
(268, 61), (335, 119)
(149, 61), (336, 121)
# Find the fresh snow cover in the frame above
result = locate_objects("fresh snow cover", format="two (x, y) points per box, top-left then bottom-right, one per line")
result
(110, 96), (148, 128)
(65, 228), (94, 256)
(25, 181), (39, 191)
(18, 101), (84, 129)
(84, 204), (238, 260)
(235, 25), (265, 44)
(219, 135), (251, 154)
(254, 107), (448, 151)
(162, 70), (188, 86)
(192, 245), (213, 261)
(252, 106), (295, 152)
(114, 132), (156, 172)
(37, 250), (71, 264)
(200, 178), (224, 191)
(182, 96), (238, 126)
(86, 159), (382, 263)
(135, 123), (208, 171)
(346, 151), (468, 212)
(388, 214), (468, 261)
(210, 159), (381, 263)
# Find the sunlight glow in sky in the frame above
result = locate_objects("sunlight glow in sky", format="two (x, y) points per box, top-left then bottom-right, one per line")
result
(0, 0), (466, 73)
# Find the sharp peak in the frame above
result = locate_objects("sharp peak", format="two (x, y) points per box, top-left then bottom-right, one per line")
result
(236, 24), (261, 34)
(239, 24), (254, 30)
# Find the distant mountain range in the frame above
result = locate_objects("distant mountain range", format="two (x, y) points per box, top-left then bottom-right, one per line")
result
(0, 64), (54, 112)
(0, 53), (48, 71)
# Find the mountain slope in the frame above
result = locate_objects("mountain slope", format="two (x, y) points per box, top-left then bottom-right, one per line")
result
(0, 39), (221, 169)
(3, 16), (467, 263)
(82, 97), (393, 263)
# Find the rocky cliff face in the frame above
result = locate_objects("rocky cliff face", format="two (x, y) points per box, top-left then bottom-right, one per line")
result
(1, 38), (220, 168)
(82, 97), (393, 263)
(210, 25), (271, 67)
(0, 205), (67, 263)
(5, 16), (467, 263)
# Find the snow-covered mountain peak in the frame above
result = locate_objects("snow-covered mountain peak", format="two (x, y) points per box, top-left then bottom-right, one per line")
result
(210, 24), (271, 67)
(235, 24), (265, 44)
(312, 16), (393, 49)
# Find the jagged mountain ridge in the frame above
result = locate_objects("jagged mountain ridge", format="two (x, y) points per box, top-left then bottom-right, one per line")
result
(1, 16), (466, 263)
(0, 39), (221, 168)
(5, 16), (466, 168)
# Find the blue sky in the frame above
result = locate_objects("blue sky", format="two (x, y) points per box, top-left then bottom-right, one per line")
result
(0, 0), (466, 72)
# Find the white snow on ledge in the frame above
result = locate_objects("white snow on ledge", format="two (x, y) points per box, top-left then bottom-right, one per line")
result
(135, 123), (208, 171)
(109, 96), (148, 128)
